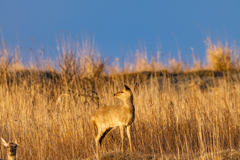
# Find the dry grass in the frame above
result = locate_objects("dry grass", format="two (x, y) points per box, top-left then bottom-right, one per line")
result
(205, 37), (239, 71)
(1, 35), (240, 160)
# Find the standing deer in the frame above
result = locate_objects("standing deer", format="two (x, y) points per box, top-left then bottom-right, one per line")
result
(92, 85), (135, 159)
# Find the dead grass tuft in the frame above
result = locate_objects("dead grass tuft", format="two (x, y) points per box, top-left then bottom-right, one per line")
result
(205, 37), (238, 71)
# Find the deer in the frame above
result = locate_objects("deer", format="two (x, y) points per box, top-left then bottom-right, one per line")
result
(92, 85), (135, 159)
(1, 138), (21, 160)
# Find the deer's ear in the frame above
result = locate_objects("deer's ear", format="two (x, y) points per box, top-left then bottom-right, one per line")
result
(15, 138), (21, 145)
(1, 138), (8, 147)
(124, 85), (131, 92)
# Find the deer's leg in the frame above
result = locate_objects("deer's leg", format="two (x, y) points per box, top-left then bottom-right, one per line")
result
(120, 125), (125, 153)
(127, 125), (132, 152)
(100, 127), (113, 154)
(95, 129), (102, 160)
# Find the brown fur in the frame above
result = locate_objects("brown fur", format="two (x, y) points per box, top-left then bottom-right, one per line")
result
(92, 85), (135, 159)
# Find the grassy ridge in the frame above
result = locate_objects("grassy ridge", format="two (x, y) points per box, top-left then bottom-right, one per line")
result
(3, 69), (240, 92)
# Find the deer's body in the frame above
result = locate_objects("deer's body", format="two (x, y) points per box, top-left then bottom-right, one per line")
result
(1, 138), (20, 160)
(93, 104), (134, 127)
(92, 85), (135, 159)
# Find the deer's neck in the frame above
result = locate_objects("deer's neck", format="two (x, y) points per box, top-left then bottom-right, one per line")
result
(8, 155), (16, 160)
(123, 99), (134, 111)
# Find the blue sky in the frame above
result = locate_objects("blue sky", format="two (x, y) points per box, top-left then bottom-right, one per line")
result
(0, 1), (240, 66)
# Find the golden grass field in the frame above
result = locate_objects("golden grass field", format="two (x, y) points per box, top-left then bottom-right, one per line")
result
(1, 36), (240, 159)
